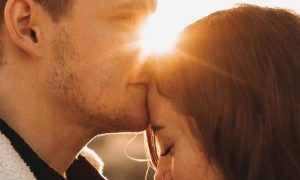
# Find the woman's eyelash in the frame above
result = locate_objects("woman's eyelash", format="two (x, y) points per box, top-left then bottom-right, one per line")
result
(160, 145), (173, 157)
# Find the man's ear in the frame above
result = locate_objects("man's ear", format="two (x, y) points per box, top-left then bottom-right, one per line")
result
(4, 0), (42, 57)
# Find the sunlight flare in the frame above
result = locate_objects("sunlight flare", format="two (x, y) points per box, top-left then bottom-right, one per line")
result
(138, 0), (299, 59)
(139, 14), (181, 56)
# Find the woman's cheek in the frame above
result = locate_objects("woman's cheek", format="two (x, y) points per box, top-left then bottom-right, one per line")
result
(171, 155), (184, 180)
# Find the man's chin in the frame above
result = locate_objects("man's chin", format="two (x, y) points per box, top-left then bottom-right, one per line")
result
(128, 118), (149, 132)
(87, 111), (149, 135)
(111, 115), (149, 133)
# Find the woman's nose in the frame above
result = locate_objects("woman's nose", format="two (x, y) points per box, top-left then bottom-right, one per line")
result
(154, 157), (173, 180)
(155, 171), (173, 180)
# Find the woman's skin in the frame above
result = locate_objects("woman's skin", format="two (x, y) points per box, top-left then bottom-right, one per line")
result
(148, 86), (218, 180)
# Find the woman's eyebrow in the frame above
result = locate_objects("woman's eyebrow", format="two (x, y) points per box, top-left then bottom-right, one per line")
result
(151, 124), (166, 133)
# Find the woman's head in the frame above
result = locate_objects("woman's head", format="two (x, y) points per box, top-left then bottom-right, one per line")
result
(147, 4), (300, 180)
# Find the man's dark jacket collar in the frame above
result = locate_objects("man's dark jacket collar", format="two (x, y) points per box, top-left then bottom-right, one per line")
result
(0, 119), (106, 180)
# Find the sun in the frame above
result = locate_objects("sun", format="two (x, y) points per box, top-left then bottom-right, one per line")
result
(139, 14), (181, 57)
(138, 0), (201, 58)
(137, 0), (202, 58)
(138, 0), (192, 58)
(138, 0), (300, 59)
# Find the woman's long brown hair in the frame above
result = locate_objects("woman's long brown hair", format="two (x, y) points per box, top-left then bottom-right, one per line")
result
(147, 4), (300, 180)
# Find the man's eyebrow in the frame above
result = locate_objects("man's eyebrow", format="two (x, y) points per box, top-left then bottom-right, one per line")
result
(116, 0), (157, 13)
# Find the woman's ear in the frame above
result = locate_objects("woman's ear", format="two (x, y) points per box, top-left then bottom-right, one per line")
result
(4, 0), (42, 57)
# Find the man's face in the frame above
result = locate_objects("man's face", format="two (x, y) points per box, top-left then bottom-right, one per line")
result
(45, 0), (157, 133)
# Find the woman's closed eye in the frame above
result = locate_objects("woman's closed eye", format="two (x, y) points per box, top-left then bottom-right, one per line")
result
(156, 135), (174, 157)
(160, 144), (174, 157)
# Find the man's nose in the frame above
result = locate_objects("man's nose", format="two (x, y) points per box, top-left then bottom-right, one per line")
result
(128, 58), (154, 86)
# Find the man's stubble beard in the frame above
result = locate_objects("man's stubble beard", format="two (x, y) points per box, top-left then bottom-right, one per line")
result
(47, 28), (144, 135)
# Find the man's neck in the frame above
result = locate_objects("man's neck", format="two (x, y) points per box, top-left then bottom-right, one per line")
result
(0, 87), (96, 175)
(2, 107), (95, 175)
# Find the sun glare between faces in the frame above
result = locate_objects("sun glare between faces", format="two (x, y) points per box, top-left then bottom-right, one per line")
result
(139, 14), (181, 57)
